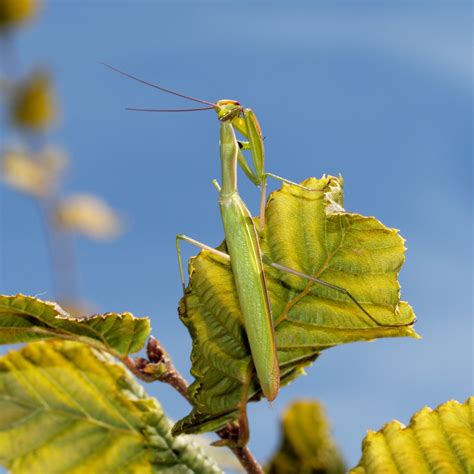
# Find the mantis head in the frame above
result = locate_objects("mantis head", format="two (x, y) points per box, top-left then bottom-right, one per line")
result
(102, 64), (246, 123)
(215, 100), (243, 122)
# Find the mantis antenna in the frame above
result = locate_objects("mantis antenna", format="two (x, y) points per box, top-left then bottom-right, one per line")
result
(101, 62), (216, 106)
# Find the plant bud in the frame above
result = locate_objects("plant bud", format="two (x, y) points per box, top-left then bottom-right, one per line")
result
(147, 336), (165, 364)
(10, 70), (57, 132)
(0, 0), (39, 31)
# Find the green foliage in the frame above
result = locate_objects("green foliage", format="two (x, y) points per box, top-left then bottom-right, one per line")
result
(267, 399), (346, 474)
(174, 176), (418, 436)
(350, 398), (473, 473)
(0, 340), (223, 474)
(0, 294), (150, 357)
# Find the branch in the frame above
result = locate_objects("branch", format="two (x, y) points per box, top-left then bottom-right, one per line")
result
(123, 336), (264, 474)
(231, 447), (264, 474)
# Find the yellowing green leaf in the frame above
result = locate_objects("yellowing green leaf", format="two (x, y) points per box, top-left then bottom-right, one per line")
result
(1, 146), (67, 197)
(0, 340), (223, 473)
(10, 70), (57, 131)
(55, 193), (122, 239)
(0, 294), (149, 357)
(350, 398), (473, 474)
(192, 436), (244, 472)
(0, 0), (38, 31)
(174, 176), (418, 435)
(267, 400), (346, 474)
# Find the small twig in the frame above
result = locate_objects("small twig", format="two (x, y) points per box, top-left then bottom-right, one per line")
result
(160, 368), (190, 400)
(122, 356), (156, 383)
(0, 32), (20, 79)
(230, 447), (264, 474)
(36, 196), (81, 303)
(216, 425), (264, 474)
(146, 336), (190, 400)
(123, 336), (264, 474)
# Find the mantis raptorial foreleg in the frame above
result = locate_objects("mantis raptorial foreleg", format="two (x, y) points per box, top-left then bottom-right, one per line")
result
(236, 127), (324, 232)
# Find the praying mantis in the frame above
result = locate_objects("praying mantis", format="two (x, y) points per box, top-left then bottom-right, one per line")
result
(104, 64), (413, 444)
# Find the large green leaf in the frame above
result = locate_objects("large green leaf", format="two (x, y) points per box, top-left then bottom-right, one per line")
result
(350, 398), (473, 473)
(0, 340), (222, 473)
(174, 176), (418, 435)
(0, 294), (149, 357)
(267, 399), (346, 474)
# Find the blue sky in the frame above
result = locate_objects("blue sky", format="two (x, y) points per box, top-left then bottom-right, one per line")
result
(1, 0), (472, 469)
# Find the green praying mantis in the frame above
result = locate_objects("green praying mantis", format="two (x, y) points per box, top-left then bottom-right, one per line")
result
(105, 64), (413, 443)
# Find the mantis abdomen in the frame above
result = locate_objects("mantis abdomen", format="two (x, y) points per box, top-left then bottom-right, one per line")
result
(218, 122), (279, 402)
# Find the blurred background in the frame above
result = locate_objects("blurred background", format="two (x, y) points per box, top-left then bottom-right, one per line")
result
(1, 0), (472, 468)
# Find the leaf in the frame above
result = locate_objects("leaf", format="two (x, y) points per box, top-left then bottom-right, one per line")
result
(1, 146), (67, 197)
(191, 436), (244, 472)
(350, 398), (473, 473)
(0, 294), (149, 357)
(55, 193), (122, 240)
(0, 340), (223, 473)
(267, 399), (346, 474)
(0, 0), (38, 31)
(174, 176), (418, 435)
(10, 70), (57, 131)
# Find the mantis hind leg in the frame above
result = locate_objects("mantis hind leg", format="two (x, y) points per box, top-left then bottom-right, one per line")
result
(266, 258), (415, 328)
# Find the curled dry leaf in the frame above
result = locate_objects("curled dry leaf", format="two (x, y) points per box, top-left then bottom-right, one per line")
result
(0, 0), (39, 31)
(55, 193), (122, 239)
(10, 70), (57, 131)
(1, 146), (67, 197)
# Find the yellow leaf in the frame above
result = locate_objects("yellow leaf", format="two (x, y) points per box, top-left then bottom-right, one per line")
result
(0, 340), (223, 473)
(55, 193), (122, 239)
(267, 399), (346, 474)
(350, 398), (473, 473)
